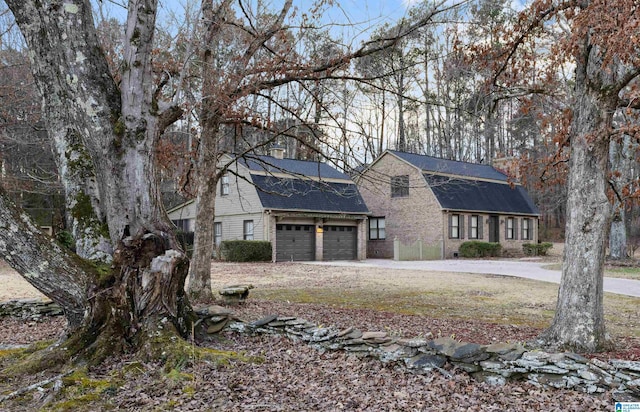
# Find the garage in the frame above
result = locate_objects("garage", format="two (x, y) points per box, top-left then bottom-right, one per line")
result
(276, 224), (315, 261)
(323, 225), (357, 260)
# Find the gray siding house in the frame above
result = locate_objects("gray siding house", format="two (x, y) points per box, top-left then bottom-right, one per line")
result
(356, 150), (540, 259)
(168, 151), (369, 262)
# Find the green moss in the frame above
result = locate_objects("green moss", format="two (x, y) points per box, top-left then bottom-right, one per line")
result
(182, 385), (196, 396)
(113, 118), (125, 137)
(45, 369), (120, 411)
(70, 192), (93, 224)
(141, 329), (262, 372)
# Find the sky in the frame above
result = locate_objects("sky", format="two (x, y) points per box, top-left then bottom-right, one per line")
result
(98, 0), (427, 32)
(97, 0), (529, 41)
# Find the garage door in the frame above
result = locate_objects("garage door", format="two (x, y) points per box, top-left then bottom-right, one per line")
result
(276, 224), (315, 262)
(323, 226), (357, 260)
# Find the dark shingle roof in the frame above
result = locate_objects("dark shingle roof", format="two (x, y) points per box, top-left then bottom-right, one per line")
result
(251, 175), (369, 214)
(240, 155), (348, 180)
(389, 150), (508, 181)
(426, 175), (539, 215)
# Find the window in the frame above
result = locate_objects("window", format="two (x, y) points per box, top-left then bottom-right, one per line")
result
(214, 222), (222, 246)
(243, 220), (254, 240)
(469, 215), (479, 239)
(450, 214), (460, 239)
(172, 219), (191, 233)
(522, 218), (531, 240)
(369, 217), (386, 240)
(220, 174), (229, 196)
(391, 175), (409, 198)
(506, 217), (515, 240)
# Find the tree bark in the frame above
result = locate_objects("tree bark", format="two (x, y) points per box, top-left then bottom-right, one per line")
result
(608, 136), (632, 260)
(538, 39), (615, 352)
(3, 0), (193, 363)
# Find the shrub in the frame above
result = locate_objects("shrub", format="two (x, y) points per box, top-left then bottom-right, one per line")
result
(522, 242), (553, 256)
(458, 241), (502, 258)
(220, 240), (272, 262)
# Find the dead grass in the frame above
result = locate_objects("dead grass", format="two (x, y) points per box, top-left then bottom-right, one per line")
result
(210, 261), (640, 338)
(2, 255), (639, 339)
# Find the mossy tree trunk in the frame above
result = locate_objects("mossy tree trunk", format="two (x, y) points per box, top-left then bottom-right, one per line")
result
(2, 0), (191, 365)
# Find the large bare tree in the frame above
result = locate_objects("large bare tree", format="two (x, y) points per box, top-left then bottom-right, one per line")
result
(0, 0), (189, 365)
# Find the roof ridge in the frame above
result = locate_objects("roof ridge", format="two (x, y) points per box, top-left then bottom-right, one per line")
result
(388, 149), (494, 168)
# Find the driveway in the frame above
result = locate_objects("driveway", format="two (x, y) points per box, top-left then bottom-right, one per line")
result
(306, 259), (640, 298)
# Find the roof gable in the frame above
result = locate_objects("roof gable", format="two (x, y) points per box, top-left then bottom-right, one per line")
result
(389, 150), (508, 181)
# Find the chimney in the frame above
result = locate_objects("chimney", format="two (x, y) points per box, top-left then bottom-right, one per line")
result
(492, 156), (520, 180)
(270, 144), (285, 159)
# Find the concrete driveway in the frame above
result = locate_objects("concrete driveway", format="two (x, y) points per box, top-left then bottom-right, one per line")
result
(306, 258), (640, 298)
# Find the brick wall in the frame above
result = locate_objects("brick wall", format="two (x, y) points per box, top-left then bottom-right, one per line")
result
(358, 153), (444, 259)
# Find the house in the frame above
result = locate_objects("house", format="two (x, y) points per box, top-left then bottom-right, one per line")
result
(355, 150), (540, 259)
(167, 149), (370, 262)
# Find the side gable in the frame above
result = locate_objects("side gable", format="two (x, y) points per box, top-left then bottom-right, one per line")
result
(425, 175), (539, 215)
(251, 175), (368, 214)
(227, 154), (368, 215)
(388, 150), (509, 182)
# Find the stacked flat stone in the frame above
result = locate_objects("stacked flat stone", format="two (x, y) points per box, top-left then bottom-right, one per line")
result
(2, 299), (639, 401)
(0, 299), (62, 319)
(228, 315), (640, 402)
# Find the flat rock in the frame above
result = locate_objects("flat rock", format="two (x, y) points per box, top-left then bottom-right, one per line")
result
(206, 319), (228, 334)
(485, 343), (521, 355)
(397, 338), (428, 348)
(251, 314), (278, 327)
(406, 354), (446, 370)
(362, 331), (387, 340)
(196, 305), (234, 317)
(450, 343), (488, 362)
(610, 360), (640, 372)
(427, 337), (460, 357)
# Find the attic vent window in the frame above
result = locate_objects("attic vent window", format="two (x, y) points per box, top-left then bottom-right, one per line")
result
(391, 175), (409, 198)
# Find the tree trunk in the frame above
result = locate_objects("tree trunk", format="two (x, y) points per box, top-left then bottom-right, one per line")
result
(185, 0), (231, 302)
(538, 40), (614, 352)
(608, 136), (632, 260)
(3, 0), (193, 365)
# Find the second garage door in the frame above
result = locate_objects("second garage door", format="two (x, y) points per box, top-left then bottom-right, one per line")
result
(276, 224), (315, 261)
(323, 226), (357, 260)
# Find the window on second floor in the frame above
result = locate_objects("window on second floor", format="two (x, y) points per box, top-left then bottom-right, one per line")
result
(391, 175), (409, 198)
(220, 174), (229, 196)
(369, 217), (386, 240)
(243, 220), (254, 240)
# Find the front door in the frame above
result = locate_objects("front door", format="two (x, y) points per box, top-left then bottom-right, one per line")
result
(488, 215), (500, 243)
